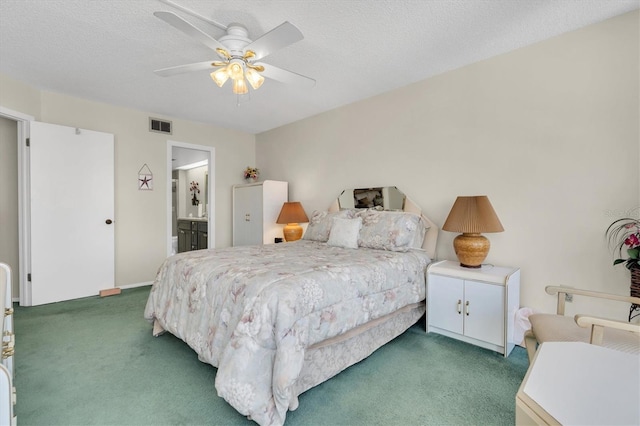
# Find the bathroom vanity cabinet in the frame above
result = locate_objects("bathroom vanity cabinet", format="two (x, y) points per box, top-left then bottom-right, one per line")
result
(177, 218), (208, 253)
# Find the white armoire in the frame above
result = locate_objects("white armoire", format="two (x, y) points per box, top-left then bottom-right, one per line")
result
(232, 180), (288, 246)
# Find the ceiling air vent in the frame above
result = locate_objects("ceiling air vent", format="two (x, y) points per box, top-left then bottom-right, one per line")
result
(149, 117), (172, 135)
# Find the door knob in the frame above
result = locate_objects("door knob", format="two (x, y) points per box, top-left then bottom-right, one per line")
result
(105, 219), (113, 225)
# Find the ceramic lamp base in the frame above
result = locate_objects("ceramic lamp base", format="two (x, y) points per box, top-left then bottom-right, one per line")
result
(453, 233), (490, 268)
(283, 223), (303, 242)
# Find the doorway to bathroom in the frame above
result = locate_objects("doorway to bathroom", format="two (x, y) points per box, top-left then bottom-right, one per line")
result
(166, 141), (215, 257)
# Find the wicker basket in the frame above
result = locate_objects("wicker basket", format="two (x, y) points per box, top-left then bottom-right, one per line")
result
(631, 267), (640, 298)
(630, 267), (640, 321)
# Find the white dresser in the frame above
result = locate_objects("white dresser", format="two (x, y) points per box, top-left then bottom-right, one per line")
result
(427, 260), (520, 356)
(232, 180), (288, 246)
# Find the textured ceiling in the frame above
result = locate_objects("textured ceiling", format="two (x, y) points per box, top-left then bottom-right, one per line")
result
(0, 0), (638, 134)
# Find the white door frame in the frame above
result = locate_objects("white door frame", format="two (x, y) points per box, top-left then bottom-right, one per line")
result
(0, 106), (35, 305)
(166, 140), (215, 256)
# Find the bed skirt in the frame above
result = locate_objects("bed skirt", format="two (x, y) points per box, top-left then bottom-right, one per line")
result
(293, 301), (425, 398)
(152, 301), (425, 418)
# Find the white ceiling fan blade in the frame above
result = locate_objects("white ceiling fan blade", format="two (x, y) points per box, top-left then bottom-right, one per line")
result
(154, 60), (216, 77)
(257, 63), (315, 88)
(154, 11), (227, 54)
(246, 22), (303, 61)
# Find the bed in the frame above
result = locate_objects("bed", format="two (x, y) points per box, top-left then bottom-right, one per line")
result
(144, 188), (438, 425)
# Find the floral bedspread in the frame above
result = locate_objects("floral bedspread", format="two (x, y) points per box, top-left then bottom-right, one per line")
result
(144, 240), (430, 425)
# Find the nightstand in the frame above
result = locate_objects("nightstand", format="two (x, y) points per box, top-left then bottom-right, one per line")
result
(426, 260), (521, 357)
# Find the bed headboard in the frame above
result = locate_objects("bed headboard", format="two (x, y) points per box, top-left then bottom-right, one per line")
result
(327, 190), (438, 260)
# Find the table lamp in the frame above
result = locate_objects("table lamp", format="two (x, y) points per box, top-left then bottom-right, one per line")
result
(442, 196), (504, 268)
(276, 202), (309, 242)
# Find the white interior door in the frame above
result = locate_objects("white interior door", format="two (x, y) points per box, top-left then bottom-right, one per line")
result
(29, 121), (114, 306)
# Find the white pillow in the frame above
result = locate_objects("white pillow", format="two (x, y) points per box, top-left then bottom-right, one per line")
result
(327, 217), (362, 249)
(303, 209), (355, 242)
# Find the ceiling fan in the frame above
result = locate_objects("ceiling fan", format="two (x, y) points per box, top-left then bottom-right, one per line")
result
(154, 11), (315, 95)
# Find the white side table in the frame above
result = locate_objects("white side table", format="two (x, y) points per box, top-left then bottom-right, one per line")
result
(427, 260), (520, 356)
(516, 342), (640, 425)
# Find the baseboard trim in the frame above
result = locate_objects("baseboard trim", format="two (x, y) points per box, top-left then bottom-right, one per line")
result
(10, 282), (153, 303)
(118, 281), (153, 290)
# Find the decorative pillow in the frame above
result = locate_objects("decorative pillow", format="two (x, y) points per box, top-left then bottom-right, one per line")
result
(356, 210), (426, 252)
(303, 209), (355, 242)
(327, 217), (362, 249)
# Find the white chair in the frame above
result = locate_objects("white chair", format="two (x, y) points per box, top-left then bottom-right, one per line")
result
(524, 285), (640, 361)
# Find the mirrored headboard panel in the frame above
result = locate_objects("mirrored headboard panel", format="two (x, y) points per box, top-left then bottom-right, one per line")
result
(337, 187), (406, 211)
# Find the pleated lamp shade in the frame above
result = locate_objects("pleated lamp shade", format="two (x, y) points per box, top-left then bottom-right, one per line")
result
(276, 202), (309, 242)
(442, 196), (503, 268)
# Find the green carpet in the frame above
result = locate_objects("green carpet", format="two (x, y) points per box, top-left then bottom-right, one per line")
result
(13, 287), (528, 425)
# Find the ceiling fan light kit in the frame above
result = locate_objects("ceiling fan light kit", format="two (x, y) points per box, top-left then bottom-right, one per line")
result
(232, 77), (248, 95)
(245, 68), (265, 90)
(154, 10), (315, 98)
(208, 54), (265, 94)
(210, 68), (229, 87)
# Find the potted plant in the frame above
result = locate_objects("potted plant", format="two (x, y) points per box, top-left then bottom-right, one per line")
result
(607, 218), (640, 269)
(606, 217), (640, 320)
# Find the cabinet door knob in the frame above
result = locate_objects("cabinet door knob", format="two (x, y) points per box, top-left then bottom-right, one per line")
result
(465, 300), (470, 316)
(105, 219), (113, 225)
(457, 300), (462, 314)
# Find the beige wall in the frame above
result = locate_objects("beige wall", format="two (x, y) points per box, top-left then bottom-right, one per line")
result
(0, 76), (41, 119)
(257, 11), (640, 319)
(0, 74), (255, 289)
(0, 116), (19, 297)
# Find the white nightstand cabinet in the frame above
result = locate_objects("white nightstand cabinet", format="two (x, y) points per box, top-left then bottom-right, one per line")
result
(427, 260), (520, 357)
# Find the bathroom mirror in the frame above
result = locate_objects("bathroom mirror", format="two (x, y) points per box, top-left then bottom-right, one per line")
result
(205, 172), (208, 207)
(337, 186), (406, 211)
